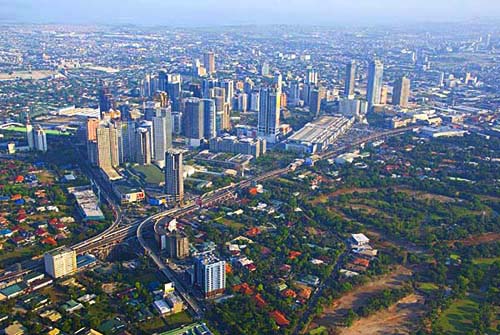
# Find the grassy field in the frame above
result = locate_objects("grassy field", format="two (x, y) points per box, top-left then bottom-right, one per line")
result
(4, 126), (70, 136)
(472, 257), (500, 266)
(418, 282), (439, 293)
(132, 164), (164, 185)
(435, 296), (479, 334)
(165, 311), (193, 328)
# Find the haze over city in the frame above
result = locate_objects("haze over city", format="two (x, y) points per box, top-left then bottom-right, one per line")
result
(1, 0), (500, 25)
(0, 0), (499, 334)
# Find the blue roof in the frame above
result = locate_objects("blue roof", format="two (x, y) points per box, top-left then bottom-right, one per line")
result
(14, 199), (25, 205)
(0, 229), (12, 236)
(77, 254), (97, 268)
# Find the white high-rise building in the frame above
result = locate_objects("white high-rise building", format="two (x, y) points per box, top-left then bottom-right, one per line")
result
(367, 60), (384, 108)
(152, 109), (172, 168)
(26, 121), (34, 149)
(194, 253), (226, 298)
(44, 247), (77, 279)
(33, 125), (48, 152)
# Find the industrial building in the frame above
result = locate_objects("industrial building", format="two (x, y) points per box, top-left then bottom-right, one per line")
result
(286, 116), (354, 154)
(69, 187), (105, 221)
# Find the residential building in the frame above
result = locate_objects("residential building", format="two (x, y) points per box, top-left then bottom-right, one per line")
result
(367, 60), (384, 108)
(344, 60), (356, 98)
(44, 247), (77, 279)
(393, 76), (411, 108)
(194, 254), (226, 298)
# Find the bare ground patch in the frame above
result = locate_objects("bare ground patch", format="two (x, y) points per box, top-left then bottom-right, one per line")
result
(338, 293), (426, 335)
(307, 266), (413, 332)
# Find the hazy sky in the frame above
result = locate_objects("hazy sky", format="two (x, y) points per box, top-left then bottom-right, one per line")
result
(1, 0), (499, 26)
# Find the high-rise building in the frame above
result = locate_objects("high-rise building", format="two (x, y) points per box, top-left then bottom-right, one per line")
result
(393, 76), (411, 108)
(165, 233), (189, 260)
(258, 87), (281, 143)
(44, 247), (77, 279)
(97, 125), (120, 170)
(33, 125), (47, 152)
(366, 60), (384, 108)
(194, 253), (226, 298)
(86, 118), (100, 142)
(220, 79), (234, 104)
(165, 149), (184, 205)
(236, 93), (248, 112)
(288, 80), (301, 106)
(204, 51), (216, 74)
(201, 99), (216, 139)
(158, 70), (168, 92)
(152, 110), (173, 168)
(250, 91), (260, 112)
(310, 87), (325, 117)
(26, 118), (34, 150)
(135, 127), (152, 165)
(344, 60), (356, 98)
(167, 74), (182, 112)
(99, 86), (113, 113)
(261, 62), (270, 76)
(183, 98), (204, 144)
(306, 67), (318, 85)
(380, 85), (389, 105)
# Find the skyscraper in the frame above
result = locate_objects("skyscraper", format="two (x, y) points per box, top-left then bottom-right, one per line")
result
(194, 253), (226, 298)
(310, 87), (325, 118)
(135, 127), (152, 165)
(97, 125), (120, 170)
(152, 109), (173, 168)
(220, 79), (234, 104)
(158, 70), (168, 92)
(306, 67), (318, 85)
(183, 98), (204, 144)
(201, 99), (216, 139)
(26, 117), (34, 150)
(86, 118), (100, 142)
(99, 86), (113, 113)
(366, 60), (384, 108)
(165, 149), (184, 205)
(258, 87), (281, 143)
(344, 60), (356, 98)
(392, 76), (411, 108)
(33, 125), (48, 152)
(288, 80), (301, 106)
(167, 74), (182, 112)
(204, 51), (216, 74)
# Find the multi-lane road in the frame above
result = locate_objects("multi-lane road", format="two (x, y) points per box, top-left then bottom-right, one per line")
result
(1, 126), (416, 313)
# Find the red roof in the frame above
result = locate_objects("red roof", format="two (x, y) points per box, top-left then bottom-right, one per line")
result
(281, 289), (297, 298)
(15, 175), (24, 183)
(288, 251), (302, 260)
(353, 258), (370, 267)
(42, 237), (57, 246)
(253, 294), (268, 308)
(279, 264), (291, 272)
(233, 283), (254, 296)
(269, 310), (290, 327)
(246, 227), (261, 237)
(35, 228), (48, 237)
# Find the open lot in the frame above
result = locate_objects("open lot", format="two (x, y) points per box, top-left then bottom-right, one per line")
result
(308, 266), (414, 332)
(339, 293), (426, 335)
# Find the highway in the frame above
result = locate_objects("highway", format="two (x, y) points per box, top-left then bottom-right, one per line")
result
(2, 126), (416, 315)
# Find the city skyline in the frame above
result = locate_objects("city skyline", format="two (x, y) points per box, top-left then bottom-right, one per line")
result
(1, 0), (500, 26)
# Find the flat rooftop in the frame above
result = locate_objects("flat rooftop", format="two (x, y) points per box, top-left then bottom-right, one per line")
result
(288, 116), (351, 144)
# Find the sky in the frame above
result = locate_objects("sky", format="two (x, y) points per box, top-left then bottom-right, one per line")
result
(1, 0), (499, 26)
